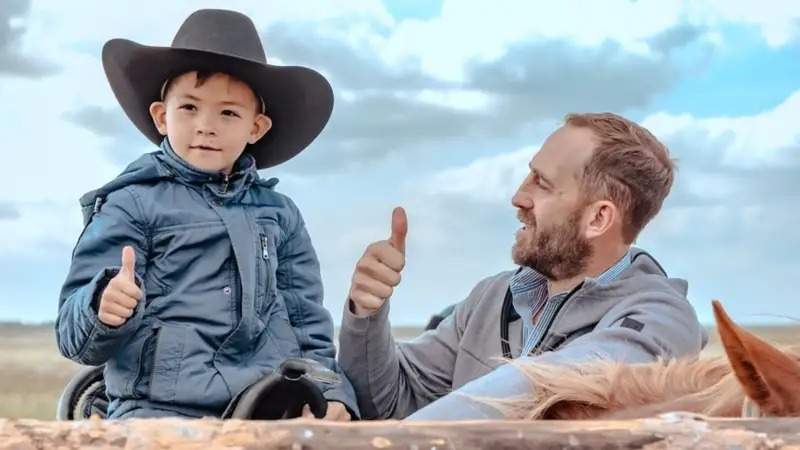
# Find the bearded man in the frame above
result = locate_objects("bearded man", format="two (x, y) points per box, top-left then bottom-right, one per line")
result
(337, 113), (706, 420)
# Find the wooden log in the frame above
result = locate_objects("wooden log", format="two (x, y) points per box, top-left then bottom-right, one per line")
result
(1, 413), (799, 449)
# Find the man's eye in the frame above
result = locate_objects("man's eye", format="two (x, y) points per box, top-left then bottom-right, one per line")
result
(179, 104), (196, 111)
(532, 174), (548, 190)
(222, 110), (240, 118)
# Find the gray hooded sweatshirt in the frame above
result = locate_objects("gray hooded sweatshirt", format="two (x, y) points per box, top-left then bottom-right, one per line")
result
(338, 248), (706, 419)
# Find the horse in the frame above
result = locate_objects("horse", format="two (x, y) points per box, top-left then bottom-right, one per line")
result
(489, 301), (800, 420)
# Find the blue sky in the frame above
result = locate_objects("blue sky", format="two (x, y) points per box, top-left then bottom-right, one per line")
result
(0, 0), (799, 326)
(653, 24), (800, 116)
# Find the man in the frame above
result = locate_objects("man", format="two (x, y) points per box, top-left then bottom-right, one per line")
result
(338, 113), (706, 420)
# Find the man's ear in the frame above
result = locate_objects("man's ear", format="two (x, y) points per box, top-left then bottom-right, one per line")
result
(584, 200), (617, 240)
(249, 114), (273, 144)
(149, 101), (168, 136)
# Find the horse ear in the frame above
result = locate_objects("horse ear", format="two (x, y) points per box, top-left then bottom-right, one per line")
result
(713, 300), (800, 416)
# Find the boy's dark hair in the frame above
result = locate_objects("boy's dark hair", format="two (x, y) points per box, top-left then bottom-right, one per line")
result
(160, 70), (265, 113)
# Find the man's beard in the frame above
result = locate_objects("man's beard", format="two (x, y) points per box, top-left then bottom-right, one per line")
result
(512, 206), (593, 280)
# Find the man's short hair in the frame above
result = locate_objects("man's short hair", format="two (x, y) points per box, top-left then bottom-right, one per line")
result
(565, 112), (675, 243)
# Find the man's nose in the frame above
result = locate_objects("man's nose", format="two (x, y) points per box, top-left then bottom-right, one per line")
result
(511, 190), (533, 209)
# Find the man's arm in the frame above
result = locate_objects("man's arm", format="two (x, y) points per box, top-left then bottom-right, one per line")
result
(339, 206), (492, 419)
(406, 291), (705, 420)
(338, 289), (472, 419)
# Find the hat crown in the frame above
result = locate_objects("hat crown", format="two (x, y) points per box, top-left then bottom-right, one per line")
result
(171, 9), (266, 64)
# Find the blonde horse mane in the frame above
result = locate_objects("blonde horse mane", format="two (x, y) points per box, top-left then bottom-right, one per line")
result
(485, 301), (800, 420)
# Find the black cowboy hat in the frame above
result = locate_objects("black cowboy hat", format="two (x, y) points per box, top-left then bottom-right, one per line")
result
(102, 9), (333, 169)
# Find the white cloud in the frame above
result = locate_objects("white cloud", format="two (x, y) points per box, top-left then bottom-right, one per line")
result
(0, 202), (82, 256)
(417, 145), (534, 204)
(0, 78), (121, 205)
(412, 89), (493, 111)
(26, 0), (393, 55)
(644, 89), (800, 169)
(686, 0), (800, 47)
(21, 1), (800, 89)
(380, 1), (683, 81)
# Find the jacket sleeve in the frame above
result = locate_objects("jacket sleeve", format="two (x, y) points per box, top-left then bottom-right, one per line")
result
(338, 277), (494, 419)
(405, 288), (706, 420)
(533, 285), (707, 365)
(56, 188), (148, 366)
(276, 199), (359, 417)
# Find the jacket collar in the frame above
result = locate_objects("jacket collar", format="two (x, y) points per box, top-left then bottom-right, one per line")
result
(156, 138), (259, 197)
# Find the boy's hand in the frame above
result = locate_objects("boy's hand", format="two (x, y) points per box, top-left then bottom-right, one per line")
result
(301, 401), (351, 421)
(98, 246), (144, 327)
(348, 207), (407, 317)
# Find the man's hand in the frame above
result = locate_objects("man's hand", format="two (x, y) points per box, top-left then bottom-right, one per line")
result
(98, 246), (143, 327)
(348, 207), (407, 317)
(301, 401), (351, 421)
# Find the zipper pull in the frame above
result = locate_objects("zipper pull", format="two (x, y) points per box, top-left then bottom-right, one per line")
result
(222, 174), (230, 194)
(261, 235), (270, 260)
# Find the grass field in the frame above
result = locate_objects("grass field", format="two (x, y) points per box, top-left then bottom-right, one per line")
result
(0, 323), (81, 420)
(2, 322), (797, 420)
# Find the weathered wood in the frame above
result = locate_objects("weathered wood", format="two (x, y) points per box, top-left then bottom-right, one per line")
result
(1, 414), (799, 450)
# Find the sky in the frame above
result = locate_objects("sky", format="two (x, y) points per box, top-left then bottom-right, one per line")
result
(0, 0), (799, 326)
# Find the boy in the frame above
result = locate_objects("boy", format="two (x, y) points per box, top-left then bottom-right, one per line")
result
(56, 9), (356, 420)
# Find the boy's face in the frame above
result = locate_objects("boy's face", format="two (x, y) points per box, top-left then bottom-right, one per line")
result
(148, 71), (272, 174)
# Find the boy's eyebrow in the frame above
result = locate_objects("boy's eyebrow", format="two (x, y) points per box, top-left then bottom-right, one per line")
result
(178, 94), (202, 102)
(176, 94), (247, 108)
(219, 100), (247, 107)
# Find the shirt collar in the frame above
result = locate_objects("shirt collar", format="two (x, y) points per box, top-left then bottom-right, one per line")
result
(510, 249), (632, 319)
(511, 249), (632, 292)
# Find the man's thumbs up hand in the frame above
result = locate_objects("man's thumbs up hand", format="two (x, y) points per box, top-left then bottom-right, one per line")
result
(348, 207), (408, 317)
(98, 245), (144, 327)
(388, 207), (407, 254)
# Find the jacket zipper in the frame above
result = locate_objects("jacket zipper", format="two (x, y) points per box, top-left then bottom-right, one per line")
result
(260, 234), (270, 260)
(258, 234), (271, 314)
(221, 174), (230, 194)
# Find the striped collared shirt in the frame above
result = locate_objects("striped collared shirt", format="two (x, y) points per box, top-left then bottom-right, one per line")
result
(511, 250), (632, 356)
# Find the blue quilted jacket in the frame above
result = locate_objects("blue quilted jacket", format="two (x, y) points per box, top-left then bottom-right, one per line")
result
(56, 139), (357, 418)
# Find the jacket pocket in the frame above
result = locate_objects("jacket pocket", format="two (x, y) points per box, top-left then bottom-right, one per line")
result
(267, 308), (301, 356)
(148, 322), (187, 404)
(131, 327), (159, 398)
(105, 333), (144, 399)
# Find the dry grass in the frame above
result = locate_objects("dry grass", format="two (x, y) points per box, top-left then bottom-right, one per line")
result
(0, 323), (80, 419)
(2, 323), (798, 420)
(700, 324), (800, 358)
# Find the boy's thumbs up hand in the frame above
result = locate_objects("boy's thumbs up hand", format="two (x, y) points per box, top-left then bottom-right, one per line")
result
(348, 207), (407, 317)
(119, 245), (136, 282)
(98, 246), (144, 327)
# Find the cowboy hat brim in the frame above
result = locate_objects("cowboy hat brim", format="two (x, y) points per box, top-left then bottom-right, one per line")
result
(102, 38), (333, 169)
